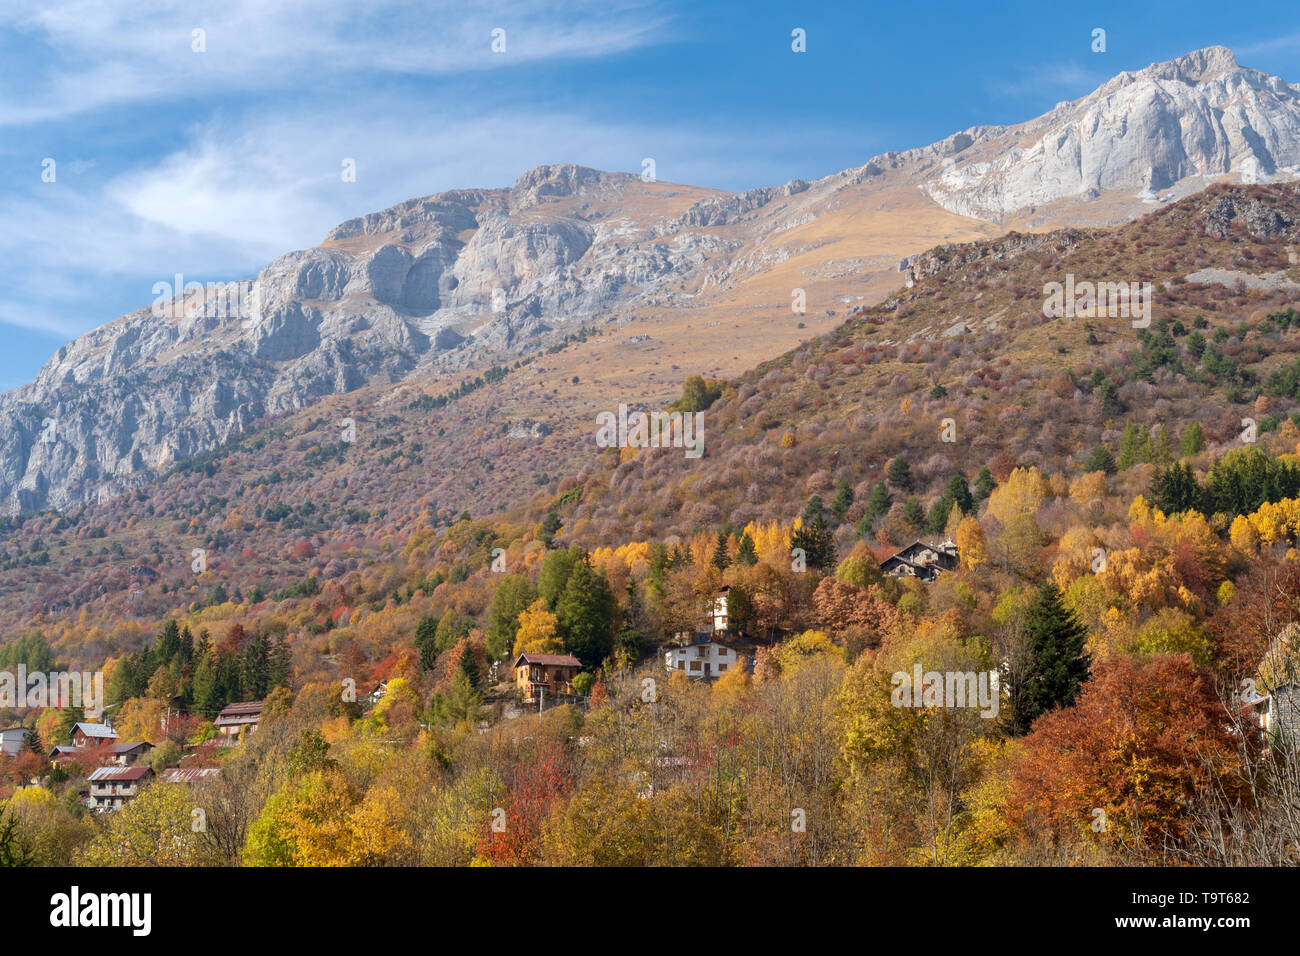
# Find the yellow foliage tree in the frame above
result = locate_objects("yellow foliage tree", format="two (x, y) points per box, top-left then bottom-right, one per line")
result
(513, 599), (564, 656)
(986, 467), (1049, 527)
(955, 517), (987, 571)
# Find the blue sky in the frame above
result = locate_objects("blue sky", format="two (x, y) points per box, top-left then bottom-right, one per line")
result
(3, 0), (1300, 389)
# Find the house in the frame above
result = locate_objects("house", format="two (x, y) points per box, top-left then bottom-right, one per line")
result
(214, 701), (264, 742)
(71, 722), (118, 748)
(513, 653), (582, 701)
(109, 741), (153, 766)
(664, 637), (737, 679)
(1244, 683), (1300, 745)
(49, 745), (80, 762)
(366, 681), (389, 706)
(87, 765), (152, 811)
(159, 767), (221, 784)
(713, 586), (730, 634)
(672, 587), (736, 645)
(881, 539), (959, 582)
(0, 727), (28, 757)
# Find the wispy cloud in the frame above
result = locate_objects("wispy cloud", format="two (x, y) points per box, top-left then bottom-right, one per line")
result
(0, 0), (672, 126)
(1, 97), (819, 338)
(986, 62), (1109, 104)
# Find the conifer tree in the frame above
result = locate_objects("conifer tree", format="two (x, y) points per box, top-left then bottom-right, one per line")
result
(1007, 582), (1091, 736)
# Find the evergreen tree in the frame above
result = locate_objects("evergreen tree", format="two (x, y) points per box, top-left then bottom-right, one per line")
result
(926, 496), (953, 534)
(803, 495), (826, 524)
(1083, 444), (1117, 475)
(830, 481), (855, 524)
(157, 619), (181, 666)
(414, 614), (439, 671)
(192, 651), (218, 719)
(538, 510), (562, 547)
(267, 638), (292, 690)
(457, 644), (482, 691)
(859, 482), (893, 537)
(486, 575), (537, 661)
(791, 512), (836, 569)
(735, 532), (758, 567)
(538, 546), (582, 607)
(943, 474), (973, 515)
(1151, 424), (1174, 465)
(1179, 421), (1204, 457)
(711, 530), (731, 571)
(434, 609), (470, 654)
(240, 633), (269, 700)
(178, 626), (194, 669)
(106, 654), (137, 707)
(555, 561), (616, 666)
(887, 456), (914, 492)
(974, 466), (997, 501)
(1008, 582), (1090, 736)
(902, 497), (925, 530)
(1151, 461), (1202, 515)
(1116, 423), (1143, 470)
(0, 808), (33, 867)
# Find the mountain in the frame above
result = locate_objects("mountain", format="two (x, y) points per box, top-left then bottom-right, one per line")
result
(4, 174), (1299, 637)
(921, 46), (1300, 224)
(4, 46), (1299, 518)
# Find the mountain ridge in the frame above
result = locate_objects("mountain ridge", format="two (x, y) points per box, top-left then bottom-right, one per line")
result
(5, 46), (1300, 517)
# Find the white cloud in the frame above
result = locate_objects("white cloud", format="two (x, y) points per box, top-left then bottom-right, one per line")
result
(1, 97), (822, 338)
(0, 0), (671, 125)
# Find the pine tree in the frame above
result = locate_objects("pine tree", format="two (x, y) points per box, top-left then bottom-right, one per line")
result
(974, 466), (997, 501)
(240, 633), (269, 700)
(538, 546), (581, 607)
(555, 560), (616, 666)
(1083, 444), (1117, 475)
(486, 575), (537, 661)
(926, 496), (952, 534)
(887, 456), (914, 492)
(859, 482), (893, 537)
(1116, 423), (1143, 471)
(711, 531), (731, 571)
(830, 481), (855, 524)
(414, 614), (439, 671)
(434, 609), (470, 654)
(1008, 582), (1091, 736)
(803, 495), (826, 524)
(791, 512), (836, 569)
(944, 474), (973, 515)
(191, 650), (217, 719)
(735, 532), (758, 566)
(1151, 461), (1202, 515)
(268, 638), (292, 690)
(1152, 424), (1174, 465)
(902, 497), (925, 530)
(1179, 421), (1204, 457)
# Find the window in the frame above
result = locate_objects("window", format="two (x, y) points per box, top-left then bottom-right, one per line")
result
(718, 664), (728, 672)
(689, 661), (702, 671)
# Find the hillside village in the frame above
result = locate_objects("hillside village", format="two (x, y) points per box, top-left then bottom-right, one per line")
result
(4, 180), (1300, 866)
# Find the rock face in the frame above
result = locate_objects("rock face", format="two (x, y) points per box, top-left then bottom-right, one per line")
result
(0, 164), (715, 514)
(921, 47), (1300, 222)
(4, 47), (1300, 516)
